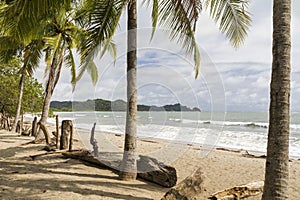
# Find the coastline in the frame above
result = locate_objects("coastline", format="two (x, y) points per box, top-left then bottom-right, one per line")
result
(42, 111), (300, 159)
(1, 118), (300, 199)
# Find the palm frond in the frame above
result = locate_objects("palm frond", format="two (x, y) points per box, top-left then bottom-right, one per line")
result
(204, 0), (251, 48)
(142, 0), (158, 40)
(22, 40), (44, 76)
(0, 0), (72, 44)
(0, 36), (20, 50)
(0, 36), (23, 63)
(76, 0), (126, 81)
(64, 24), (86, 48)
(43, 33), (63, 68)
(76, 60), (98, 86)
(152, 0), (202, 77)
(64, 45), (77, 89)
(53, 56), (64, 92)
(86, 61), (98, 85)
(100, 38), (117, 61)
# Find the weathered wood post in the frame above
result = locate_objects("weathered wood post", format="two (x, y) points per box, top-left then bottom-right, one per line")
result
(3, 116), (9, 130)
(56, 115), (59, 149)
(7, 117), (11, 131)
(0, 112), (3, 129)
(60, 120), (73, 150)
(69, 123), (73, 152)
(31, 117), (38, 137)
(20, 114), (23, 133)
(16, 120), (21, 133)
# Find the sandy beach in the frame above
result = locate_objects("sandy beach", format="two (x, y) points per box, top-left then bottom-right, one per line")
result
(1, 126), (300, 200)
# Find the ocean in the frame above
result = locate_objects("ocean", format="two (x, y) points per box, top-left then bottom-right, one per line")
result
(46, 111), (300, 158)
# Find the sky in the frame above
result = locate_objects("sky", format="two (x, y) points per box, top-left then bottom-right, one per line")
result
(34, 0), (300, 112)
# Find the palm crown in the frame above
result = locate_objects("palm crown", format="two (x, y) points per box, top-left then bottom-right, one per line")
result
(1, 0), (251, 78)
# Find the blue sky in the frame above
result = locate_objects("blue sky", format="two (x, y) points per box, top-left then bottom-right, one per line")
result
(34, 0), (300, 112)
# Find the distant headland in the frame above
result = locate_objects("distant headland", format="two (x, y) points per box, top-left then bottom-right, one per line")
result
(50, 99), (201, 112)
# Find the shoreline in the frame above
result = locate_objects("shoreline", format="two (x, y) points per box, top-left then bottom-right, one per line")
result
(64, 125), (300, 161)
(24, 114), (300, 160)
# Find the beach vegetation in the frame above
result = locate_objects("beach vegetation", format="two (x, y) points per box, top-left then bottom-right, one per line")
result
(0, 39), (45, 132)
(0, 57), (44, 118)
(0, 1), (102, 142)
(50, 99), (200, 112)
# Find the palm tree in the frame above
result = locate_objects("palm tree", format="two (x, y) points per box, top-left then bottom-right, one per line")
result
(1, 2), (98, 143)
(34, 9), (99, 144)
(11, 40), (44, 132)
(77, 0), (251, 180)
(120, 0), (138, 180)
(0, 40), (44, 131)
(262, 0), (291, 199)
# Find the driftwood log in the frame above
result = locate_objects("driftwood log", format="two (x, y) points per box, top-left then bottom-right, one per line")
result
(241, 150), (266, 159)
(138, 155), (177, 188)
(90, 123), (99, 157)
(29, 151), (66, 160)
(209, 181), (264, 200)
(162, 168), (205, 200)
(62, 150), (177, 188)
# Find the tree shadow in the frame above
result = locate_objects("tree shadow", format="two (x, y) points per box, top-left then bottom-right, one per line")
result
(0, 145), (44, 159)
(0, 156), (167, 199)
(0, 132), (35, 146)
(0, 131), (168, 199)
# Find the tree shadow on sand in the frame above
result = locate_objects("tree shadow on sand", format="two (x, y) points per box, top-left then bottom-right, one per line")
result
(0, 142), (43, 159)
(0, 147), (167, 199)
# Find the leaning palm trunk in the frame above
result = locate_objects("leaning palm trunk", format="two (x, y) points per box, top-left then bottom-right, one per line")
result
(119, 0), (138, 181)
(11, 73), (25, 132)
(262, 0), (291, 199)
(35, 58), (58, 144)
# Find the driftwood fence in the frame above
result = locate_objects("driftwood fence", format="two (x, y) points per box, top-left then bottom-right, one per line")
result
(29, 116), (74, 151)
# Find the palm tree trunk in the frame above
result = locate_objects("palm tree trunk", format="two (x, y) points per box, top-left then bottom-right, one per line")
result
(36, 58), (58, 144)
(119, 0), (137, 181)
(262, 0), (291, 199)
(11, 73), (25, 132)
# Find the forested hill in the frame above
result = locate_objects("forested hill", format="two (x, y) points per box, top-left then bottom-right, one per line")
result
(50, 99), (201, 112)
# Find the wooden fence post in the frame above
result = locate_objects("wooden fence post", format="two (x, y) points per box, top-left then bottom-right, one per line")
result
(56, 115), (59, 149)
(60, 120), (73, 150)
(16, 120), (21, 133)
(31, 117), (38, 137)
(69, 124), (73, 152)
